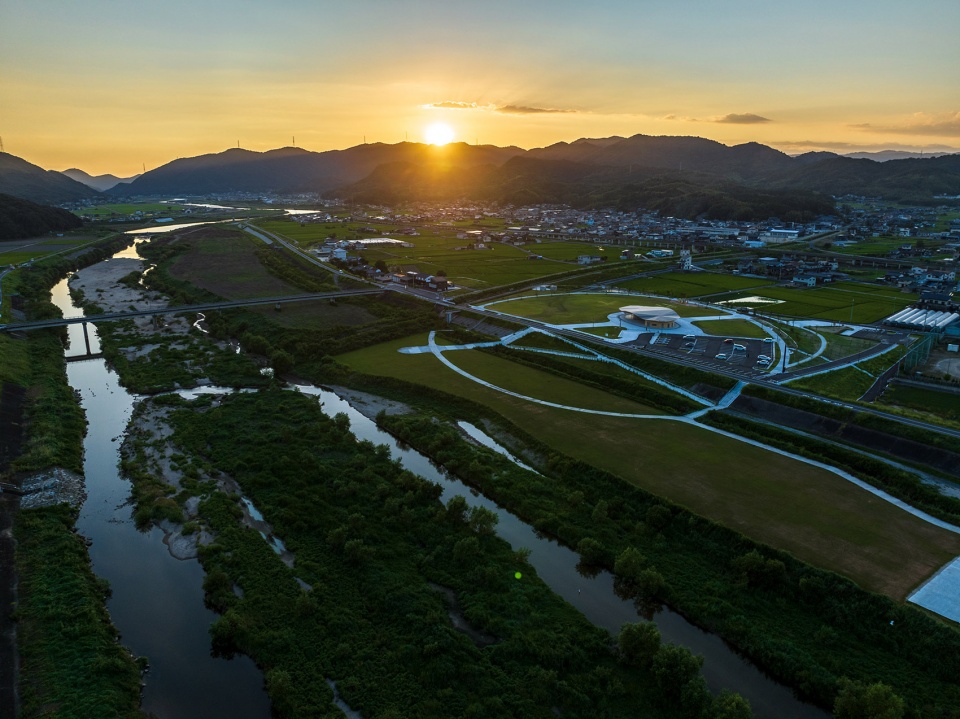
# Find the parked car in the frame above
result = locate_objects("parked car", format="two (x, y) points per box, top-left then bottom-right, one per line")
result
(715, 353), (728, 359)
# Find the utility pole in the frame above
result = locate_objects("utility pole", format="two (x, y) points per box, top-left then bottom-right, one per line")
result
(0, 136), (4, 153)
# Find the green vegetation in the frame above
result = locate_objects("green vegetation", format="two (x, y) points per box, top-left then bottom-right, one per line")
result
(0, 192), (82, 240)
(616, 272), (772, 298)
(879, 383), (960, 424)
(335, 335), (960, 598)
(691, 319), (768, 338)
(162, 389), (724, 718)
(788, 348), (905, 401)
(490, 293), (705, 324)
(742, 384), (960, 455)
(715, 283), (916, 324)
(699, 411), (960, 528)
(15, 506), (143, 719)
(486, 345), (699, 415)
(378, 408), (960, 716)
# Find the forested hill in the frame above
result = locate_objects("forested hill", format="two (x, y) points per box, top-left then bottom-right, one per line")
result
(0, 153), (100, 205)
(331, 156), (836, 222)
(0, 193), (83, 240)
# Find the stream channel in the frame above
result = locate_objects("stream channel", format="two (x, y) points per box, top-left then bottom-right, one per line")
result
(49, 246), (826, 719)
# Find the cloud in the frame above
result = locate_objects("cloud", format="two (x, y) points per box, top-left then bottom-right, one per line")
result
(773, 139), (960, 153)
(422, 101), (481, 110)
(423, 100), (577, 115)
(495, 104), (576, 115)
(711, 113), (772, 124)
(851, 112), (960, 137)
(663, 113), (772, 124)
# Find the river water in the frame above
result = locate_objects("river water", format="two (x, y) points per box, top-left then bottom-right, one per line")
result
(48, 245), (826, 718)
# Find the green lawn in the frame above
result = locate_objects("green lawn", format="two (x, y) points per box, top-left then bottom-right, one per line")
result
(337, 334), (960, 598)
(788, 347), (906, 401)
(616, 272), (773, 298)
(490, 293), (709, 324)
(691, 319), (768, 338)
(877, 383), (960, 426)
(716, 283), (916, 323)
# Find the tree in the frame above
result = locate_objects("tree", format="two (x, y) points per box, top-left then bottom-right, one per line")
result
(270, 349), (294, 375)
(576, 537), (605, 566)
(614, 547), (647, 584)
(712, 690), (752, 719)
(617, 622), (660, 668)
(651, 644), (704, 700)
(834, 679), (904, 719)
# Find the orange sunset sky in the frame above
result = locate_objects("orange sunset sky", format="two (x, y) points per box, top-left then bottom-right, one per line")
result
(2, 0), (958, 176)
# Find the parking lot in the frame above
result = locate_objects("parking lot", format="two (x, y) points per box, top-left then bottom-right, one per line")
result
(629, 332), (779, 376)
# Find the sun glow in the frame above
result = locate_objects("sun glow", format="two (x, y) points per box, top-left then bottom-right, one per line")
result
(424, 122), (455, 146)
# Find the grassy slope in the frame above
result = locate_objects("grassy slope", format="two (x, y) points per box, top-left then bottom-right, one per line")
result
(691, 319), (768, 338)
(338, 334), (960, 598)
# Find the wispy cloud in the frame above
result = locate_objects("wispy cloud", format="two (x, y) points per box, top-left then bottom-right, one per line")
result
(711, 113), (772, 124)
(774, 139), (959, 153)
(496, 104), (576, 115)
(423, 100), (577, 115)
(423, 101), (481, 110)
(851, 112), (960, 137)
(664, 113), (772, 124)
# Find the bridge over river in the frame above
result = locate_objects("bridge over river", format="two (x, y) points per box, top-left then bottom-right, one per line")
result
(0, 288), (383, 334)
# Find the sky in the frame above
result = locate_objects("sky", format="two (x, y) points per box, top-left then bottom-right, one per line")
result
(2, 0), (958, 176)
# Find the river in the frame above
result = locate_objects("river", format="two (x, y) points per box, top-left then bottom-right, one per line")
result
(47, 244), (826, 718)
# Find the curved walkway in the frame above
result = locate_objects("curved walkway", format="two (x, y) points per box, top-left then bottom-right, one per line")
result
(423, 331), (960, 535)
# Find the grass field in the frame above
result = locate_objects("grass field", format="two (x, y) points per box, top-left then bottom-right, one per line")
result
(691, 319), (768, 338)
(75, 203), (185, 217)
(831, 235), (951, 257)
(490, 293), (709, 324)
(168, 228), (300, 299)
(715, 282), (916, 323)
(877, 384), (960, 424)
(576, 326), (623, 339)
(527, 241), (622, 261)
(257, 220), (640, 292)
(0, 233), (111, 267)
(788, 347), (906, 400)
(338, 334), (960, 598)
(616, 272), (773, 297)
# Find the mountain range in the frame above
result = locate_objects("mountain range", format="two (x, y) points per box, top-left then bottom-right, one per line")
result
(1, 136), (958, 220)
(60, 168), (139, 192)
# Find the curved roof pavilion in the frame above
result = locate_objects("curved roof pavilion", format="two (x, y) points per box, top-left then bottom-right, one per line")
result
(619, 305), (680, 328)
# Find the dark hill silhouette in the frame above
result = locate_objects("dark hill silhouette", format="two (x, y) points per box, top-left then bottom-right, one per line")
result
(109, 142), (525, 197)
(0, 193), (83, 240)
(60, 168), (139, 192)
(0, 153), (100, 204)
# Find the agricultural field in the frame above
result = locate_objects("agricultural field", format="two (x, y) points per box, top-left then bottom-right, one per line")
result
(526, 241), (622, 261)
(337, 333), (960, 598)
(75, 203), (186, 218)
(714, 282), (916, 323)
(168, 228), (304, 299)
(830, 235), (950, 257)
(691, 319), (768, 338)
(489, 293), (707, 324)
(616, 271), (773, 298)
(0, 233), (110, 267)
(258, 220), (588, 291)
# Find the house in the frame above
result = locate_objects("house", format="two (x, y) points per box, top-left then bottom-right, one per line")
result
(792, 274), (817, 288)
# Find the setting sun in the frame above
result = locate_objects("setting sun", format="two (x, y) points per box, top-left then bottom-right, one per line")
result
(424, 122), (455, 146)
